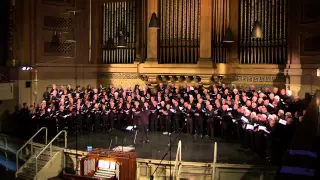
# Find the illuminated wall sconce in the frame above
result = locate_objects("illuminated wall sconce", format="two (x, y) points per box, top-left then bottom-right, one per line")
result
(317, 68), (320, 77)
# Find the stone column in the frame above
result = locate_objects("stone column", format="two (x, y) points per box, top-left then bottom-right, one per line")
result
(147, 0), (158, 61)
(229, 0), (239, 62)
(31, 68), (39, 104)
(199, 0), (212, 62)
(286, 0), (302, 96)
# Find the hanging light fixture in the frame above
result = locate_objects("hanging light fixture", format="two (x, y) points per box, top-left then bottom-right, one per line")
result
(148, 0), (159, 29)
(117, 31), (127, 47)
(149, 12), (159, 29)
(223, 27), (234, 43)
(251, 21), (263, 39)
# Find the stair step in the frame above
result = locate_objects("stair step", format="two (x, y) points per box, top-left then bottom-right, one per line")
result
(17, 172), (35, 180)
(21, 169), (37, 175)
(28, 160), (48, 167)
(34, 149), (60, 156)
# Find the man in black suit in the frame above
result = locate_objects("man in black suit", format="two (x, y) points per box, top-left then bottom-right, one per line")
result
(138, 102), (151, 143)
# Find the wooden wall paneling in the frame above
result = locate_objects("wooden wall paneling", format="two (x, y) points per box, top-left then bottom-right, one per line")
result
(33, 0), (89, 65)
(287, 0), (300, 64)
(76, 0), (90, 64)
(91, 0), (101, 64)
(36, 0), (74, 64)
(301, 0), (320, 24)
(300, 33), (320, 57)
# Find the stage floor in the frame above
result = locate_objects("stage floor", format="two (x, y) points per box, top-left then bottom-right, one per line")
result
(66, 130), (262, 164)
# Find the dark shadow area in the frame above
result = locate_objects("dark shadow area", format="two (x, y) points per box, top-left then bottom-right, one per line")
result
(0, 0), (9, 66)
(272, 71), (287, 91)
(0, 165), (15, 180)
(275, 90), (320, 179)
(65, 154), (76, 174)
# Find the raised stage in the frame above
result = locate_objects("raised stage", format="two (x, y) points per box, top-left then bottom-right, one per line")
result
(66, 130), (262, 165)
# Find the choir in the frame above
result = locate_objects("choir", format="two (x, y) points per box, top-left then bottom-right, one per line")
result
(13, 82), (307, 164)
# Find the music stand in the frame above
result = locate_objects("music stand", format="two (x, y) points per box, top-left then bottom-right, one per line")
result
(125, 125), (138, 146)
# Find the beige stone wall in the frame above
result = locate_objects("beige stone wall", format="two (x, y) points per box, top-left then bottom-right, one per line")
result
(17, 65), (98, 104)
(97, 73), (146, 89)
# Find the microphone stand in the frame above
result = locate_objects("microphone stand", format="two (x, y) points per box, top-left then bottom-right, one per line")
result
(169, 130), (172, 180)
(150, 123), (186, 180)
(75, 116), (78, 175)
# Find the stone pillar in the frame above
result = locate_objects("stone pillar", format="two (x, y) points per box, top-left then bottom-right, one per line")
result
(147, 0), (158, 61)
(229, 0), (239, 61)
(286, 0), (302, 96)
(31, 68), (39, 104)
(199, 0), (212, 61)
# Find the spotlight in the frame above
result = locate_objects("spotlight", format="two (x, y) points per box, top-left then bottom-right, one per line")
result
(21, 66), (33, 71)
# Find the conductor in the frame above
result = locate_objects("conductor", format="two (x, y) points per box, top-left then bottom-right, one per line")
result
(139, 102), (151, 143)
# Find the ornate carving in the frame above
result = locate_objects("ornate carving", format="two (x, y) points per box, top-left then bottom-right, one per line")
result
(97, 73), (140, 79)
(226, 84), (286, 90)
(97, 73), (146, 89)
(42, 0), (75, 6)
(44, 16), (72, 29)
(43, 42), (74, 56)
(222, 75), (286, 83)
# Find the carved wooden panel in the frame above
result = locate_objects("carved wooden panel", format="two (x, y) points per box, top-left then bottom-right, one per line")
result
(34, 0), (89, 63)
(301, 35), (320, 56)
(44, 16), (72, 29)
(43, 42), (75, 56)
(301, 0), (320, 24)
(42, 0), (75, 6)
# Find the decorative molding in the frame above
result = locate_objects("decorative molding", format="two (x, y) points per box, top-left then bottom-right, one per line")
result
(43, 16), (72, 29)
(42, 0), (75, 7)
(223, 75), (286, 83)
(226, 84), (286, 90)
(97, 73), (140, 79)
(43, 42), (75, 56)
